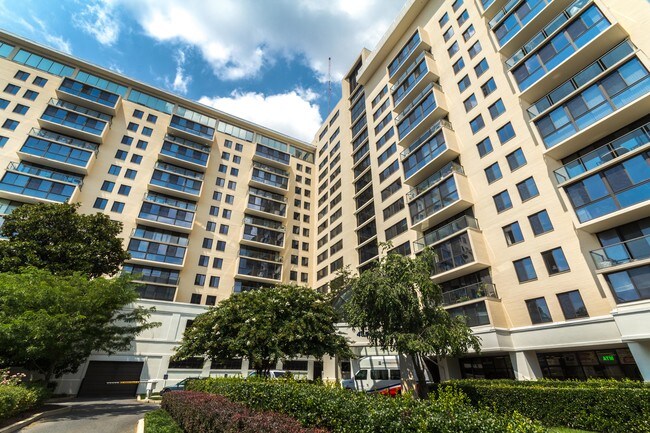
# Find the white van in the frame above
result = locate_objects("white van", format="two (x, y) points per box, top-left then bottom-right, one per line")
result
(341, 356), (402, 395)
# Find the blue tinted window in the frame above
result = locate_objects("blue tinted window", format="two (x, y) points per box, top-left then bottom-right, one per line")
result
(515, 257), (537, 282)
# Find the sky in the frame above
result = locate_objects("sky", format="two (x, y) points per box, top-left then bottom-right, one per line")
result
(0, 0), (408, 142)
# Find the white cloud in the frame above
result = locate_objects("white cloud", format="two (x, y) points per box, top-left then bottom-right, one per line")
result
(73, 0), (120, 46)
(165, 48), (192, 94)
(113, 0), (406, 81)
(43, 34), (72, 54)
(199, 89), (323, 142)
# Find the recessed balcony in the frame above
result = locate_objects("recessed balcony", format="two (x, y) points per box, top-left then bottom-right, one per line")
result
(401, 120), (459, 186)
(249, 162), (289, 194)
(38, 98), (110, 143)
(55, 77), (121, 115)
(17, 128), (98, 175)
(127, 226), (188, 270)
(590, 235), (650, 272)
(0, 161), (82, 204)
(430, 229), (491, 284)
(246, 189), (287, 221)
(414, 215), (479, 253)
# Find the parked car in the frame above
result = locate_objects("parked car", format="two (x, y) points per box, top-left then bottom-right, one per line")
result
(247, 370), (289, 379)
(160, 377), (200, 394)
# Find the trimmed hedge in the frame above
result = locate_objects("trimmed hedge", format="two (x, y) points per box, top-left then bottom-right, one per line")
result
(439, 379), (650, 433)
(162, 391), (327, 433)
(187, 378), (546, 433)
(0, 384), (48, 421)
(144, 409), (183, 433)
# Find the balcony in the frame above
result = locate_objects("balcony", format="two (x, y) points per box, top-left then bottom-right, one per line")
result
(127, 226), (188, 269)
(250, 161), (289, 194)
(537, 58), (650, 160)
(590, 235), (650, 271)
(55, 77), (121, 115)
(236, 257), (282, 283)
(396, 83), (447, 145)
(388, 29), (432, 81)
(246, 188), (287, 221)
(149, 161), (203, 200)
(253, 143), (291, 168)
(168, 115), (215, 144)
(414, 215), (479, 253)
(241, 220), (285, 251)
(408, 163), (473, 233)
(38, 99), (110, 143)
(17, 128), (98, 174)
(442, 282), (498, 307)
(509, 1), (627, 102)
(0, 161), (82, 204)
(554, 121), (650, 184)
(401, 120), (459, 185)
(430, 229), (491, 283)
(239, 245), (282, 263)
(136, 192), (196, 233)
(159, 134), (210, 171)
(122, 264), (180, 286)
(392, 52), (439, 113)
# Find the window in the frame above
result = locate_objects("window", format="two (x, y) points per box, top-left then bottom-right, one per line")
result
(488, 99), (505, 119)
(130, 154), (143, 164)
(497, 122), (516, 143)
(381, 178), (401, 201)
(517, 177), (539, 201)
(443, 27), (454, 42)
(458, 74), (471, 92)
(385, 218), (408, 241)
(219, 224), (229, 235)
(481, 77), (497, 97)
(448, 41), (460, 58)
(33, 76), (47, 87)
(209, 206), (219, 216)
(462, 25), (475, 41)
(230, 167), (239, 177)
(206, 221), (216, 232)
(542, 247), (570, 275)
(503, 222), (524, 246)
(111, 201), (124, 213)
(2, 119), (18, 131)
(452, 0), (463, 12)
(136, 140), (148, 150)
(209, 276), (220, 288)
(202, 238), (213, 249)
(4, 84), (20, 95)
(213, 191), (222, 201)
(476, 137), (493, 158)
(463, 94), (477, 112)
(526, 298), (552, 324)
(190, 294), (202, 305)
(212, 258), (223, 269)
(605, 265), (650, 303)
(147, 114), (157, 123)
(452, 57), (465, 74)
(528, 210), (553, 235)
(557, 291), (589, 319)
(470, 115), (485, 134)
(117, 185), (131, 196)
(222, 209), (232, 219)
(0, 98), (8, 109)
(0, 136), (7, 147)
(93, 197), (108, 210)
(133, 109), (144, 119)
(127, 122), (138, 132)
(514, 257), (537, 282)
(225, 194), (234, 204)
(227, 181), (236, 190)
(224, 140), (232, 148)
(194, 274), (206, 286)
(198, 255), (209, 267)
(108, 165), (121, 176)
(233, 155), (241, 164)
(468, 41), (482, 58)
(205, 295), (217, 306)
(101, 181), (115, 192)
(474, 58), (489, 77)
(235, 143), (243, 152)
(457, 10), (469, 26)
(142, 127), (153, 137)
(484, 162), (502, 183)
(218, 164), (227, 173)
(506, 148), (526, 171)
(216, 241), (226, 251)
(121, 135), (133, 145)
(301, 256), (309, 266)
(124, 169), (137, 179)
(493, 190), (512, 212)
(12, 104), (28, 115)
(115, 150), (127, 160)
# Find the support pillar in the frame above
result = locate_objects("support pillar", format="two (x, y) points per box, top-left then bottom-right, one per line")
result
(322, 355), (338, 382)
(627, 341), (650, 382)
(509, 351), (542, 380)
(437, 358), (462, 381)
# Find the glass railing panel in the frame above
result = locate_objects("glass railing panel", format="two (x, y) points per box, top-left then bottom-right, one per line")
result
(442, 282), (497, 306)
(243, 224), (284, 246)
(169, 115), (215, 140)
(19, 135), (94, 167)
(161, 140), (209, 166)
(388, 31), (421, 77)
(407, 161), (463, 201)
(492, 0), (552, 46)
(414, 215), (479, 252)
(138, 202), (194, 228)
(397, 90), (437, 140)
(41, 104), (107, 136)
(590, 235), (650, 269)
(58, 77), (120, 108)
(237, 257), (282, 280)
(255, 143), (290, 165)
(431, 232), (475, 275)
(409, 176), (460, 225)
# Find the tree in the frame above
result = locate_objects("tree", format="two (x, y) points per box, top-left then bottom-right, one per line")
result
(174, 284), (353, 376)
(345, 245), (480, 399)
(0, 203), (129, 277)
(0, 268), (157, 382)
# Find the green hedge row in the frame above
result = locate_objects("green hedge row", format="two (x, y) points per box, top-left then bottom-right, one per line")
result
(144, 409), (183, 433)
(439, 380), (650, 433)
(445, 378), (649, 389)
(0, 384), (48, 421)
(187, 378), (546, 433)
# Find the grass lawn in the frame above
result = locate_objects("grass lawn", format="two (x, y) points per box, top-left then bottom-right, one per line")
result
(144, 409), (182, 433)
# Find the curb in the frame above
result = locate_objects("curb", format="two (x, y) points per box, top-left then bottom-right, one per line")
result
(0, 406), (71, 433)
(136, 418), (145, 433)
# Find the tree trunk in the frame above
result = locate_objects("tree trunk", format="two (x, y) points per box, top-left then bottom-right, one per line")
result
(411, 353), (429, 400)
(398, 353), (417, 396)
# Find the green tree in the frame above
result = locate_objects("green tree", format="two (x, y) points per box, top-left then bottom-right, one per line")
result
(174, 284), (353, 376)
(345, 245), (480, 399)
(0, 203), (129, 277)
(0, 268), (157, 382)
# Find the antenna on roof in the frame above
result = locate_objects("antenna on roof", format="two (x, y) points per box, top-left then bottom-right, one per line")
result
(327, 57), (332, 113)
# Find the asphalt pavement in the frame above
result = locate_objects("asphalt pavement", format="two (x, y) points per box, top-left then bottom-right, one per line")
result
(17, 398), (157, 433)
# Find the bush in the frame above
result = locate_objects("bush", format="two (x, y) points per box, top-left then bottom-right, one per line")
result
(438, 379), (650, 433)
(161, 391), (327, 433)
(186, 378), (546, 433)
(0, 384), (48, 421)
(144, 409), (183, 433)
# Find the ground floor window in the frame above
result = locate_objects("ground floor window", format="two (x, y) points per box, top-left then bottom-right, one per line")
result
(460, 355), (514, 379)
(537, 348), (641, 380)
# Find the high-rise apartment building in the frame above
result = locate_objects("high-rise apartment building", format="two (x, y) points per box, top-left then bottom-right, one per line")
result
(0, 0), (649, 395)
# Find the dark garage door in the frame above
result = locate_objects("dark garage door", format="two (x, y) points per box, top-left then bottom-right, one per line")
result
(77, 361), (144, 397)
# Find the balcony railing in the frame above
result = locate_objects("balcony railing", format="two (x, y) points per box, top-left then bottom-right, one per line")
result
(491, 0), (552, 46)
(243, 215), (284, 231)
(255, 143), (290, 165)
(407, 161), (463, 202)
(414, 215), (479, 252)
(554, 122), (650, 183)
(57, 77), (120, 108)
(388, 31), (421, 78)
(29, 128), (98, 152)
(169, 115), (215, 141)
(431, 233), (475, 276)
(442, 282), (497, 306)
(5, 161), (82, 185)
(0, 162), (82, 203)
(20, 133), (96, 169)
(590, 235), (650, 269)
(161, 135), (210, 167)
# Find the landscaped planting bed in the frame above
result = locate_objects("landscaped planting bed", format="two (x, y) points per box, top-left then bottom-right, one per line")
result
(0, 383), (48, 422)
(186, 378), (545, 433)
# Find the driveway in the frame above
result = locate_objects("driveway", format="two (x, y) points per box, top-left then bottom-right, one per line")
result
(17, 398), (157, 433)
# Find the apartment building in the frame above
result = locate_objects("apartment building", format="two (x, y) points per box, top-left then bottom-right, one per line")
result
(314, 0), (650, 382)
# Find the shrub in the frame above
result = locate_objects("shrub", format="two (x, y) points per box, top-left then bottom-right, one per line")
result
(161, 391), (327, 433)
(438, 379), (650, 433)
(0, 383), (48, 421)
(186, 378), (546, 433)
(144, 409), (183, 433)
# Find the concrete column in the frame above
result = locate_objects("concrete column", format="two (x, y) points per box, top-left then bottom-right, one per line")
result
(322, 355), (337, 382)
(438, 358), (462, 381)
(307, 359), (315, 380)
(241, 358), (250, 376)
(627, 341), (650, 382)
(509, 351), (542, 380)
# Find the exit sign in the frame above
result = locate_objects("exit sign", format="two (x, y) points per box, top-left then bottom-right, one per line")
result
(600, 354), (615, 362)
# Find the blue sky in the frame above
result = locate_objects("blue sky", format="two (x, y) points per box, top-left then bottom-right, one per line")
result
(0, 0), (406, 141)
